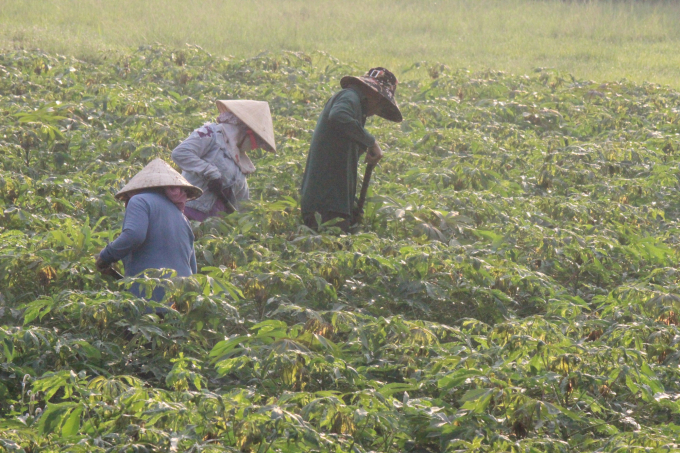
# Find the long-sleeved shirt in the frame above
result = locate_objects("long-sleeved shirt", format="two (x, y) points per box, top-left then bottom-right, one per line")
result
(172, 123), (249, 214)
(99, 191), (197, 301)
(300, 86), (376, 216)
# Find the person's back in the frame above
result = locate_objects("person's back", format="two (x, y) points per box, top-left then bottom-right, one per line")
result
(171, 100), (277, 221)
(300, 87), (371, 221)
(99, 190), (197, 301)
(117, 191), (196, 278)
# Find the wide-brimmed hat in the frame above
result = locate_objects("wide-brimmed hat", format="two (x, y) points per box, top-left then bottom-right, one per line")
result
(216, 100), (276, 152)
(115, 158), (202, 200)
(340, 67), (402, 122)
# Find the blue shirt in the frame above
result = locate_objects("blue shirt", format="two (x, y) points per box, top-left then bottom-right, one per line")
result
(99, 191), (197, 301)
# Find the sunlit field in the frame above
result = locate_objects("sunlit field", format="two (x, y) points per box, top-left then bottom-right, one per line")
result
(1, 0), (680, 86)
(4, 1), (680, 452)
(3, 42), (680, 453)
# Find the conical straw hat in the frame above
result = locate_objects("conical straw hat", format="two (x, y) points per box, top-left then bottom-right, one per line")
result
(115, 158), (202, 200)
(216, 100), (277, 152)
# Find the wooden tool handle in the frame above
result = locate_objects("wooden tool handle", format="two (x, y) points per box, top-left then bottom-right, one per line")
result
(356, 163), (376, 213)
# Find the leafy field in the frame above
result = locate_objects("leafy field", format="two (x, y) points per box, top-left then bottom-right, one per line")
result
(2, 46), (680, 452)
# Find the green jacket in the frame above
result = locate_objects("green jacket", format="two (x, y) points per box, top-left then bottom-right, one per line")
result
(300, 86), (376, 216)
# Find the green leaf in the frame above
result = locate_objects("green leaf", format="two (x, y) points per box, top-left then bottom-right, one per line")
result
(461, 389), (493, 413)
(438, 370), (484, 390)
(39, 403), (76, 435)
(378, 383), (418, 397)
(460, 388), (492, 402)
(60, 406), (82, 437)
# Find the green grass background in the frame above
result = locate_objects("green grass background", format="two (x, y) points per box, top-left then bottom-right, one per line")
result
(1, 0), (680, 86)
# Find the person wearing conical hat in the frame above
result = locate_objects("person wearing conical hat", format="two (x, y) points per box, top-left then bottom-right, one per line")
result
(95, 158), (202, 301)
(171, 100), (276, 221)
(300, 67), (402, 233)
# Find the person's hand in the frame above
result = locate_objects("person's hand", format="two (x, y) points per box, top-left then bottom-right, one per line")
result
(365, 141), (383, 165)
(95, 254), (110, 273)
(207, 178), (237, 214)
(207, 178), (223, 194)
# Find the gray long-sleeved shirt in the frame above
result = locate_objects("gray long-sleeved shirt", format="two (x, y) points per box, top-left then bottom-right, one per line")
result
(99, 191), (197, 301)
(172, 123), (249, 213)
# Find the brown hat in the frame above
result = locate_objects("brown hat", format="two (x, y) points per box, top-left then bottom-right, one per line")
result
(216, 100), (277, 152)
(115, 158), (202, 200)
(340, 67), (403, 122)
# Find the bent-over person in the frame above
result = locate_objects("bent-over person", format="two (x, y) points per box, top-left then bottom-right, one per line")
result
(96, 158), (202, 301)
(172, 100), (276, 221)
(300, 67), (402, 233)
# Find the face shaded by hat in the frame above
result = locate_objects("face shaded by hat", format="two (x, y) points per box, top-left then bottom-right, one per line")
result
(115, 158), (202, 200)
(340, 67), (403, 123)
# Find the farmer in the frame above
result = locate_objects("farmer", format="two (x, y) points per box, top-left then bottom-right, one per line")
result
(172, 100), (276, 221)
(300, 67), (402, 232)
(95, 158), (202, 301)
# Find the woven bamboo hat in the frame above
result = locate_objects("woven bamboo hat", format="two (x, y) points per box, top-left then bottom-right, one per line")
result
(115, 158), (202, 200)
(216, 100), (277, 152)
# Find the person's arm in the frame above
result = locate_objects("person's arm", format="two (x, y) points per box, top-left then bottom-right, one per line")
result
(171, 126), (222, 181)
(327, 90), (376, 148)
(98, 196), (150, 266)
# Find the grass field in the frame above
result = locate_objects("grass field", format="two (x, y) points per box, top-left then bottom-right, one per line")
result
(1, 0), (680, 87)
